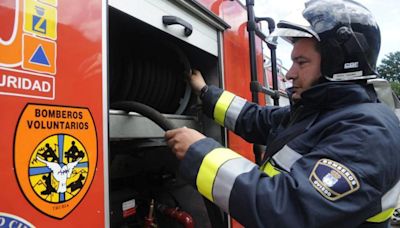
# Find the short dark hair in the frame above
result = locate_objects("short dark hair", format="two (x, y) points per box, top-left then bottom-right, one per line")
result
(292, 37), (321, 53)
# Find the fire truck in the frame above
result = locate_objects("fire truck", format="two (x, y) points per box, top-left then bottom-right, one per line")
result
(2, 0), (399, 227)
(0, 0), (284, 227)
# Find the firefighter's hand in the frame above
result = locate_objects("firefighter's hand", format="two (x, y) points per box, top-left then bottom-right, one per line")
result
(189, 69), (207, 96)
(165, 127), (206, 160)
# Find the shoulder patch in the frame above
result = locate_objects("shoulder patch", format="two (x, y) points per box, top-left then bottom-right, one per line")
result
(309, 158), (360, 201)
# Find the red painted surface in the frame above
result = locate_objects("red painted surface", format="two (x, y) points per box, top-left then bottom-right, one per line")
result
(0, 0), (105, 226)
(197, 1), (267, 227)
(1, 0), (268, 227)
(198, 0), (266, 161)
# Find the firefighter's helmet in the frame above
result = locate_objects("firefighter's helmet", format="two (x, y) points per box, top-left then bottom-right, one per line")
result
(268, 0), (381, 81)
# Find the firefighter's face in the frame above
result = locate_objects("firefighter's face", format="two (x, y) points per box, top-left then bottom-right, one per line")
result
(286, 38), (321, 102)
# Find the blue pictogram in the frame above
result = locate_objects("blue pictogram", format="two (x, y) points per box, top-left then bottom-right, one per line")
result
(29, 45), (50, 66)
(33, 6), (47, 34)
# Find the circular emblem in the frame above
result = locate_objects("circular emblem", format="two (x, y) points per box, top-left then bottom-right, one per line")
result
(29, 134), (89, 203)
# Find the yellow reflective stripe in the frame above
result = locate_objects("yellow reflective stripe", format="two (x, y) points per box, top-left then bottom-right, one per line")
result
(197, 148), (240, 202)
(261, 161), (281, 177)
(214, 91), (235, 126)
(367, 208), (395, 223)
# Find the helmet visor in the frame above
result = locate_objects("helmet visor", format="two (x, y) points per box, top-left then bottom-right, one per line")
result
(267, 27), (314, 46)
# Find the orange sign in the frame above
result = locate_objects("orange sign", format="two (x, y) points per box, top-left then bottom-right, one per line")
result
(22, 34), (56, 74)
(14, 104), (98, 219)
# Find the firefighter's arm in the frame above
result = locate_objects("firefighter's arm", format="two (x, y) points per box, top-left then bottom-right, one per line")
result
(199, 82), (285, 144)
(179, 136), (386, 228)
(188, 69), (286, 144)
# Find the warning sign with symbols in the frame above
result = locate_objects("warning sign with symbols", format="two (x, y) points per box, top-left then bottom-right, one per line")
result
(24, 0), (57, 40)
(14, 104), (98, 219)
(23, 34), (56, 74)
(1, 0), (58, 97)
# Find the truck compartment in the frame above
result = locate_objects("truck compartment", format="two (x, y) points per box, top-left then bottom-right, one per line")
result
(108, 4), (226, 228)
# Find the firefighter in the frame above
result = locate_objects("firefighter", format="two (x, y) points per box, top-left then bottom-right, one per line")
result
(165, 0), (400, 227)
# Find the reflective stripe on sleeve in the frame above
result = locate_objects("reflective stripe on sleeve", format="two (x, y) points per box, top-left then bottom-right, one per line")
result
(367, 180), (400, 223)
(224, 96), (247, 131)
(367, 208), (395, 223)
(272, 145), (303, 172)
(214, 91), (236, 126)
(261, 161), (281, 177)
(196, 148), (241, 202)
(213, 157), (257, 213)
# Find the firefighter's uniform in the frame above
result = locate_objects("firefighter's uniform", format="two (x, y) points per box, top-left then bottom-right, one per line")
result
(179, 83), (400, 227)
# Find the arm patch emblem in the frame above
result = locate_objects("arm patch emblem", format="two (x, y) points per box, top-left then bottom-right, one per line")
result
(309, 158), (360, 201)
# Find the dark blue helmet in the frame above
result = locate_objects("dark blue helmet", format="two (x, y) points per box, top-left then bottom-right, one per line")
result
(269, 0), (381, 81)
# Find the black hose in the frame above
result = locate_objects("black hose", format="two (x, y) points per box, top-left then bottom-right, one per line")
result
(111, 101), (176, 131)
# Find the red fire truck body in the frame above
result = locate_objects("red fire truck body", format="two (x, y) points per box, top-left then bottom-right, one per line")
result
(0, 0), (271, 227)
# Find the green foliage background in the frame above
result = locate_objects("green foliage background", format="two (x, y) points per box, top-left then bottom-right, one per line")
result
(377, 51), (400, 96)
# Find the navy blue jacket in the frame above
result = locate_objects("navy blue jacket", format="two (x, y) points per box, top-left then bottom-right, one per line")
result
(179, 82), (400, 227)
